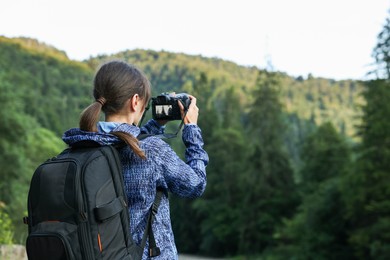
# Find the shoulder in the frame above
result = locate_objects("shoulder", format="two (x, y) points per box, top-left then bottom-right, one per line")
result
(139, 135), (171, 155)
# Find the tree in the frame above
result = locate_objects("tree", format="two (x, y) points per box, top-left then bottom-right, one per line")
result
(193, 86), (248, 257)
(300, 122), (351, 190)
(343, 79), (390, 259)
(372, 10), (390, 79)
(220, 86), (242, 129)
(342, 12), (390, 257)
(194, 127), (248, 256)
(276, 122), (353, 259)
(238, 70), (298, 255)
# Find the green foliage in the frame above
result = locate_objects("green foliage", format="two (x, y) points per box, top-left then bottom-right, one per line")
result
(300, 122), (351, 187)
(0, 203), (14, 244)
(372, 11), (390, 79)
(0, 76), (32, 203)
(195, 127), (248, 256)
(340, 13), (390, 258)
(271, 122), (353, 259)
(238, 71), (298, 255)
(282, 180), (352, 260)
(0, 36), (70, 62)
(0, 36), (93, 135)
(343, 80), (390, 259)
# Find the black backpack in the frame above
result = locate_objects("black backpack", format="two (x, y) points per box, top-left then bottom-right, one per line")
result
(24, 141), (163, 260)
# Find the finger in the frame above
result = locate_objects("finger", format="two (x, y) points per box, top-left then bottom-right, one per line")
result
(177, 100), (186, 119)
(188, 95), (197, 107)
(177, 99), (184, 110)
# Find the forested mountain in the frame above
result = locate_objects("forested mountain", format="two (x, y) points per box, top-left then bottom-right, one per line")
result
(1, 35), (378, 258)
(0, 36), (364, 139)
(0, 36), (92, 135)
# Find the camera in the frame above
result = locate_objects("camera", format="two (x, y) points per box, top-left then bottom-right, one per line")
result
(151, 93), (191, 121)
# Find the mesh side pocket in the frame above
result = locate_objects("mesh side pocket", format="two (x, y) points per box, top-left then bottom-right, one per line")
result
(27, 233), (71, 260)
(26, 222), (78, 260)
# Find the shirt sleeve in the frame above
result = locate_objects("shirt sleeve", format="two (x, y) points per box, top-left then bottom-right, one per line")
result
(140, 119), (166, 135)
(154, 124), (209, 198)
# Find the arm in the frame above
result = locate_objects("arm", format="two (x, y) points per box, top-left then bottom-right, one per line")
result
(157, 125), (208, 198)
(156, 94), (208, 197)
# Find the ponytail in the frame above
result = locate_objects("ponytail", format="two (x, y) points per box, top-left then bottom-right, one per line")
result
(79, 99), (104, 132)
(110, 131), (146, 159)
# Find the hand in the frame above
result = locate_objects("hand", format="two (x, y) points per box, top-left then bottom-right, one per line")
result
(178, 95), (199, 125)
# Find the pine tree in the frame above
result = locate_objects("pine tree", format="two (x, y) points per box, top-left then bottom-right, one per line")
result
(372, 10), (390, 79)
(300, 122), (351, 191)
(278, 122), (353, 259)
(239, 70), (298, 254)
(343, 11), (390, 257)
(194, 86), (248, 257)
(343, 79), (390, 259)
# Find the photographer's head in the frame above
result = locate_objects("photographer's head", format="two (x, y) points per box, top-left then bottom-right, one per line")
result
(80, 60), (151, 132)
(79, 60), (151, 159)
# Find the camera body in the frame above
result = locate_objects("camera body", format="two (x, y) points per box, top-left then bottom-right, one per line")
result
(151, 93), (191, 121)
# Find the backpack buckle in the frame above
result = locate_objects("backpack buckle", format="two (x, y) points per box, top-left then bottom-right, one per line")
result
(23, 216), (29, 225)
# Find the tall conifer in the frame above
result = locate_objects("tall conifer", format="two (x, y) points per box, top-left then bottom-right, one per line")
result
(344, 79), (390, 259)
(343, 11), (390, 257)
(278, 122), (353, 259)
(239, 70), (298, 254)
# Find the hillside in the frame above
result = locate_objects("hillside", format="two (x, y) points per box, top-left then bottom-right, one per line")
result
(0, 36), (94, 135)
(0, 36), (364, 138)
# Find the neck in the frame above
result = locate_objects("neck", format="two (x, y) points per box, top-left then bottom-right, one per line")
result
(105, 114), (135, 125)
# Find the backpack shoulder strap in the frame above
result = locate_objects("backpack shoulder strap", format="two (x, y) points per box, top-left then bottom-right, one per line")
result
(140, 189), (164, 257)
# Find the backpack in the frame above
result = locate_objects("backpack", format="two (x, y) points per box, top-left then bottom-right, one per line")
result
(23, 141), (163, 260)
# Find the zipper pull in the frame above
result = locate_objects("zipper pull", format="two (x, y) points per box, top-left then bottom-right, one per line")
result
(98, 233), (103, 252)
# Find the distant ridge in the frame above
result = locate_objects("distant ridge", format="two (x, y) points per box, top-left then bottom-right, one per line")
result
(0, 35), (365, 141)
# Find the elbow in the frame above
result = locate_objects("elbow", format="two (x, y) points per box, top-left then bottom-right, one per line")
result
(189, 178), (207, 199)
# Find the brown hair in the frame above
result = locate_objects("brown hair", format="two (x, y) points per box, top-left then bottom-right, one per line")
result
(79, 60), (151, 159)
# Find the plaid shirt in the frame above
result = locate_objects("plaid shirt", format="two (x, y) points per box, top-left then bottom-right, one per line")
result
(62, 120), (208, 259)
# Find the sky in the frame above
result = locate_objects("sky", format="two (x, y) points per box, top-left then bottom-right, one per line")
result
(1, 0), (389, 80)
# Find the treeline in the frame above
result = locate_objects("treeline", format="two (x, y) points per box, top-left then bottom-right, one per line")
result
(168, 71), (390, 259)
(0, 29), (388, 259)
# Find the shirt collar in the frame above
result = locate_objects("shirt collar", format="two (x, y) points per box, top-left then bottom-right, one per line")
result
(97, 121), (141, 137)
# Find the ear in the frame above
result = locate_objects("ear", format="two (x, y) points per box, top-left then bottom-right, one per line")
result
(130, 94), (140, 112)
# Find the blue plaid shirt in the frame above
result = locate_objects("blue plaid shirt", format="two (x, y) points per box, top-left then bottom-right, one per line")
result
(62, 120), (208, 259)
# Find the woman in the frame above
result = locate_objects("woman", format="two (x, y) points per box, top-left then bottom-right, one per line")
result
(63, 60), (208, 259)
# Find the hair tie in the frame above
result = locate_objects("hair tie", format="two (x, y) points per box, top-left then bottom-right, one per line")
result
(96, 97), (106, 106)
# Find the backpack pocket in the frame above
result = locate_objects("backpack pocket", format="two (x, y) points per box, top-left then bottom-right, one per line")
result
(26, 221), (79, 260)
(94, 178), (129, 259)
